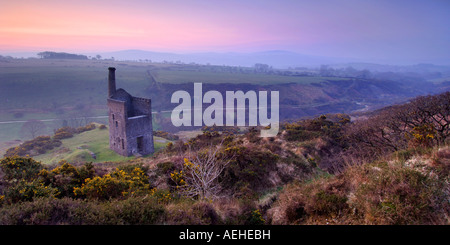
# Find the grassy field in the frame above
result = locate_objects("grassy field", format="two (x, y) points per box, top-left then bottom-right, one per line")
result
(0, 59), (153, 111)
(0, 58), (344, 111)
(33, 125), (170, 165)
(153, 69), (343, 85)
(0, 58), (349, 144)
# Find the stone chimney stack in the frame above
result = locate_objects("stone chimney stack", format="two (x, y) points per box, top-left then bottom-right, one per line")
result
(108, 67), (116, 98)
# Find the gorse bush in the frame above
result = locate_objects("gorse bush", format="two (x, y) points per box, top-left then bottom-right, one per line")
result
(53, 124), (96, 140)
(73, 167), (151, 200)
(3, 179), (59, 204)
(4, 136), (62, 157)
(0, 156), (54, 204)
(3, 123), (99, 158)
(0, 156), (43, 181)
(53, 127), (75, 140)
(408, 124), (436, 147)
(247, 209), (266, 225)
(75, 123), (96, 133)
(39, 161), (82, 198)
(77, 162), (96, 184)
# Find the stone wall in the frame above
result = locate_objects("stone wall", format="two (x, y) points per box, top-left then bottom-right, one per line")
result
(107, 98), (129, 156)
(126, 115), (154, 156)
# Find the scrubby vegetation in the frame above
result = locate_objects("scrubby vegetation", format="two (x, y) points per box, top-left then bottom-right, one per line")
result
(0, 92), (448, 225)
(4, 136), (62, 157)
(269, 149), (449, 225)
(153, 130), (179, 141)
(4, 123), (97, 157)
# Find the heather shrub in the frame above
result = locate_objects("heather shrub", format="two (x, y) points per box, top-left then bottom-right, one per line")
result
(201, 125), (239, 136)
(270, 151), (449, 225)
(271, 176), (350, 224)
(350, 161), (448, 224)
(221, 145), (279, 193)
(0, 197), (89, 225)
(156, 161), (176, 175)
(227, 199), (266, 225)
(209, 198), (267, 225)
(151, 161), (177, 190)
(309, 190), (348, 216)
(284, 122), (319, 142)
(154, 130), (179, 140)
(431, 147), (450, 178)
(244, 127), (262, 143)
(0, 196), (166, 225)
(183, 131), (224, 151)
(165, 200), (220, 225)
(100, 196), (166, 225)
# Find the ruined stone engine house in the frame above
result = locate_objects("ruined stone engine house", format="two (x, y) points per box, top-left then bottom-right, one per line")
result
(107, 67), (154, 156)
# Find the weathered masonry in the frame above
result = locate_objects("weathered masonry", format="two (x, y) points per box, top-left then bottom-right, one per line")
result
(107, 67), (154, 156)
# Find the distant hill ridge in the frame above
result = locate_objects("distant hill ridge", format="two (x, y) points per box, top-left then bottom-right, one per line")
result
(87, 49), (450, 68)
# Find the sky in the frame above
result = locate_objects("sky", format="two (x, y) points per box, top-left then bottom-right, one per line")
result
(0, 0), (449, 64)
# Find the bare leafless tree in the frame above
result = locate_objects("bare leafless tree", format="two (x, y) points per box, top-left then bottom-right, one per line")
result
(20, 119), (46, 139)
(176, 141), (235, 200)
(343, 91), (449, 166)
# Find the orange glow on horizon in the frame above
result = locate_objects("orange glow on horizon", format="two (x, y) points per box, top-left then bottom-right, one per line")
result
(0, 1), (256, 52)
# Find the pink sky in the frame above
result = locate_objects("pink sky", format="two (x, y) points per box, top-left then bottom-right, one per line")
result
(0, 0), (285, 52)
(0, 0), (449, 62)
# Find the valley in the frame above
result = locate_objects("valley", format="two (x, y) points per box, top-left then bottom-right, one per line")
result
(1, 57), (447, 151)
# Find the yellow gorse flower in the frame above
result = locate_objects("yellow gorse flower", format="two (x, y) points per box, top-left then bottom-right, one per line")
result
(73, 167), (150, 200)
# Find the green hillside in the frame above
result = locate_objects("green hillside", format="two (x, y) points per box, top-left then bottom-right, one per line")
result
(0, 58), (330, 143)
(0, 58), (442, 146)
(33, 125), (170, 165)
(0, 58), (325, 112)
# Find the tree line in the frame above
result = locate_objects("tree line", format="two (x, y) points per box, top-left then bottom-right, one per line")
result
(37, 51), (88, 60)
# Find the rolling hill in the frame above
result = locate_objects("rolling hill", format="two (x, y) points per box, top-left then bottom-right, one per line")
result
(31, 124), (170, 165)
(0, 57), (448, 144)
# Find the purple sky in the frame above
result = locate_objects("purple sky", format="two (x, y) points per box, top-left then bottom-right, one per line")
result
(1, 0), (449, 63)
